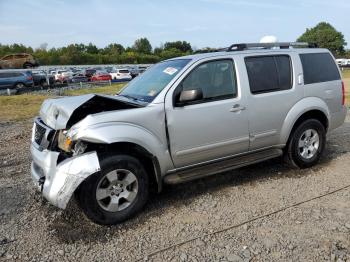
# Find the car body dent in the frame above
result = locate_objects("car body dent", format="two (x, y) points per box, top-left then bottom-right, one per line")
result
(40, 94), (95, 130)
(68, 104), (175, 174)
(280, 96), (331, 144)
(31, 144), (100, 209)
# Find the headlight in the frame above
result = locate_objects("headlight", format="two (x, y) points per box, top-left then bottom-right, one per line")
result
(58, 130), (73, 152)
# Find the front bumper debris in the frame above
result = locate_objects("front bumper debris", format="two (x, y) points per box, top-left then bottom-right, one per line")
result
(30, 144), (100, 209)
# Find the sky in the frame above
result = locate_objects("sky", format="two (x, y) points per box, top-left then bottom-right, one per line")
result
(0, 0), (349, 50)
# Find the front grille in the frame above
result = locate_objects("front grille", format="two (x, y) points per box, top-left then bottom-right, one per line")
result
(33, 118), (55, 150)
(34, 122), (46, 145)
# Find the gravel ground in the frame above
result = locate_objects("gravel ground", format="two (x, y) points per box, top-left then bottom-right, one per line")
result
(1, 113), (350, 261)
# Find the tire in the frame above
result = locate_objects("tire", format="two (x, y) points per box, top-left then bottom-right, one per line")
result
(284, 119), (326, 168)
(23, 63), (33, 69)
(76, 154), (149, 225)
(14, 83), (25, 89)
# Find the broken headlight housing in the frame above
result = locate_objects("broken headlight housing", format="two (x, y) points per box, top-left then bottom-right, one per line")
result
(58, 130), (73, 152)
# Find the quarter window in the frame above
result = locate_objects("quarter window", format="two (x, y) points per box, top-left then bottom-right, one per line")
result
(245, 55), (292, 94)
(300, 53), (340, 84)
(177, 59), (237, 104)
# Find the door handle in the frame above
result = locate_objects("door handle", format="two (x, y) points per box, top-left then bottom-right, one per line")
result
(230, 104), (246, 112)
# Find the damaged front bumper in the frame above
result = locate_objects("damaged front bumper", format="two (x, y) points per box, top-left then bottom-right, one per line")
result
(30, 144), (100, 209)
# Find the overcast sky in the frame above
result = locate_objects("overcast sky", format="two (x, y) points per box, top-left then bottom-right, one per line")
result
(0, 0), (349, 49)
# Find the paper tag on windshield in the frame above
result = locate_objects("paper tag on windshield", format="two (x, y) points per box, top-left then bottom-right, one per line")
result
(163, 67), (178, 75)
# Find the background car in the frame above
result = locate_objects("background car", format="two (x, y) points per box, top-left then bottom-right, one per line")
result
(53, 70), (73, 83)
(109, 68), (132, 81)
(91, 71), (112, 81)
(127, 66), (140, 78)
(32, 70), (54, 88)
(0, 70), (33, 94)
(138, 65), (148, 74)
(0, 53), (39, 69)
(71, 73), (89, 83)
(84, 69), (97, 80)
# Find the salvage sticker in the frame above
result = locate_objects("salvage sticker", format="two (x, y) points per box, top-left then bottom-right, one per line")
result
(163, 67), (178, 75)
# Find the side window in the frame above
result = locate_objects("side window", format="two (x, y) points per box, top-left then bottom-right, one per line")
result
(245, 55), (292, 94)
(0, 73), (11, 78)
(178, 59), (237, 104)
(2, 55), (13, 61)
(300, 53), (340, 84)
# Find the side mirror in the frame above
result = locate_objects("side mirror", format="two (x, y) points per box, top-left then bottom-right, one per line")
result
(177, 89), (203, 105)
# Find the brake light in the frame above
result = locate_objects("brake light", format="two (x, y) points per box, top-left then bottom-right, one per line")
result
(342, 81), (345, 105)
(27, 76), (33, 81)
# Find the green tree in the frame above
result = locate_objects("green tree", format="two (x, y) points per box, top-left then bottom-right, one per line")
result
(86, 43), (99, 54)
(132, 37), (152, 54)
(297, 22), (347, 55)
(164, 41), (192, 53)
(102, 43), (125, 55)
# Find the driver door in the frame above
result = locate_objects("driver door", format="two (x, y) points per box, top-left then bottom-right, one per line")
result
(165, 58), (249, 168)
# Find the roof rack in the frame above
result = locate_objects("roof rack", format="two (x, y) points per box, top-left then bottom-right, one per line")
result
(226, 42), (318, 52)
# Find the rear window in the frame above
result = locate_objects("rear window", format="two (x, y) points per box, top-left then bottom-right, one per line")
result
(300, 53), (340, 84)
(245, 55), (292, 94)
(119, 70), (129, 73)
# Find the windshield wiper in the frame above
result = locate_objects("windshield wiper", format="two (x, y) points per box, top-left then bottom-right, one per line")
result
(118, 94), (139, 101)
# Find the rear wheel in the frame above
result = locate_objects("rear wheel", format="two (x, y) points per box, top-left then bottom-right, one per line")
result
(23, 63), (33, 68)
(77, 154), (149, 225)
(15, 82), (25, 89)
(284, 119), (326, 168)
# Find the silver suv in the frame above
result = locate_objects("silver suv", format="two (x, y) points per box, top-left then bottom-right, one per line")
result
(30, 42), (347, 224)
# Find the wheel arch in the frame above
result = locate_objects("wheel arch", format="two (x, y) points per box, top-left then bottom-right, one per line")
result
(80, 140), (163, 193)
(280, 97), (330, 145)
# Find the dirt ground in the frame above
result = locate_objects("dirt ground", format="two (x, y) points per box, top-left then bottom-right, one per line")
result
(1, 112), (350, 261)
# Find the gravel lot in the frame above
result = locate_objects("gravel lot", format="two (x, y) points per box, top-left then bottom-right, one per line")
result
(1, 112), (350, 261)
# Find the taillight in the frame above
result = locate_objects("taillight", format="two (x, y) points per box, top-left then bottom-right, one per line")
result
(27, 76), (33, 81)
(342, 81), (345, 105)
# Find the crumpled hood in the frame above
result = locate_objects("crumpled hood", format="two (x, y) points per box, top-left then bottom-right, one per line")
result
(40, 94), (138, 130)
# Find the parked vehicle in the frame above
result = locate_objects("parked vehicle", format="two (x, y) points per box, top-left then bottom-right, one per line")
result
(0, 70), (33, 94)
(71, 73), (89, 83)
(91, 71), (112, 81)
(0, 53), (39, 69)
(30, 42), (346, 225)
(32, 71), (54, 88)
(138, 65), (148, 74)
(127, 66), (140, 78)
(84, 69), (97, 80)
(109, 69), (132, 81)
(53, 70), (73, 83)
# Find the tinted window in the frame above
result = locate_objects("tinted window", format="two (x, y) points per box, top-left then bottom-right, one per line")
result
(245, 55), (292, 94)
(0, 73), (10, 78)
(300, 53), (340, 84)
(179, 59), (237, 103)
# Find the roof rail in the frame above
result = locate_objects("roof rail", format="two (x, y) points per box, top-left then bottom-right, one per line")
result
(226, 42), (318, 52)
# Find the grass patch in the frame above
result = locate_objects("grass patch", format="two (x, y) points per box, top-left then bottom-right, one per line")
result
(342, 69), (350, 79)
(0, 83), (126, 122)
(63, 83), (125, 96)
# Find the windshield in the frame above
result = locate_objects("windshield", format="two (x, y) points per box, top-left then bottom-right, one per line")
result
(119, 59), (190, 103)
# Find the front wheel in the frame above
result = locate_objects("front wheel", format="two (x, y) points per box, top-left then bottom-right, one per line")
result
(76, 154), (149, 225)
(284, 119), (326, 168)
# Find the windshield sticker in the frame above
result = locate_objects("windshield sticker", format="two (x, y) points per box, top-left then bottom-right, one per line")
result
(163, 67), (178, 75)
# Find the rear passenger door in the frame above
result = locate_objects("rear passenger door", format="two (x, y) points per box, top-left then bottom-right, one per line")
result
(243, 53), (304, 150)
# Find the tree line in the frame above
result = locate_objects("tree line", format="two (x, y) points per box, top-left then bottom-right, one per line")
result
(0, 22), (348, 65)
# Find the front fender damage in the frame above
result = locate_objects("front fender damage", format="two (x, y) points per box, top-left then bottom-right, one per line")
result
(43, 151), (100, 209)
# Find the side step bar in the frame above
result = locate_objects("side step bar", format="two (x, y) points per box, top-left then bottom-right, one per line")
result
(164, 148), (282, 184)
